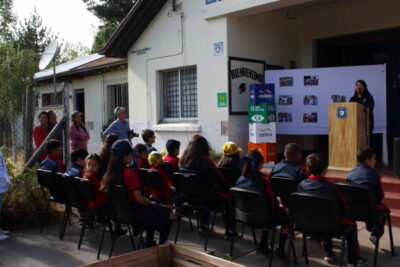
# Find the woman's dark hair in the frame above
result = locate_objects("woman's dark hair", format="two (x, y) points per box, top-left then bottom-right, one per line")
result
(100, 152), (127, 193)
(217, 153), (240, 169)
(86, 153), (103, 177)
(353, 80), (372, 98)
(180, 135), (210, 169)
(100, 134), (119, 171)
(241, 150), (264, 177)
(38, 111), (49, 119)
(72, 112), (88, 133)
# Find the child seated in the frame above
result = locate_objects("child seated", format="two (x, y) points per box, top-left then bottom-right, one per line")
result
(270, 142), (308, 181)
(133, 143), (150, 169)
(142, 129), (157, 154)
(147, 152), (172, 204)
(236, 149), (288, 261)
(298, 153), (367, 266)
(39, 140), (65, 173)
(64, 149), (88, 177)
(217, 141), (242, 170)
(346, 147), (388, 244)
(163, 139), (180, 171)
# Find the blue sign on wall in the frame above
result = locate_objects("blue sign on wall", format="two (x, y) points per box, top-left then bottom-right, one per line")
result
(206, 0), (217, 4)
(249, 84), (275, 104)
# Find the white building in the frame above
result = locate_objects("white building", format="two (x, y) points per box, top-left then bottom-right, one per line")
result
(34, 54), (127, 153)
(95, 0), (400, 160)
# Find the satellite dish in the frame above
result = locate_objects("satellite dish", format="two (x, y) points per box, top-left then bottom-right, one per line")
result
(39, 40), (58, 70)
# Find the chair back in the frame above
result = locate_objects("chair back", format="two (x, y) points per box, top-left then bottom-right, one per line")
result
(75, 177), (96, 202)
(137, 168), (165, 189)
(108, 184), (133, 223)
(270, 176), (299, 205)
(59, 174), (82, 202)
(229, 187), (270, 224)
(37, 169), (67, 203)
(162, 161), (176, 178)
(217, 167), (241, 186)
(173, 172), (203, 202)
(289, 192), (343, 235)
(335, 182), (375, 221)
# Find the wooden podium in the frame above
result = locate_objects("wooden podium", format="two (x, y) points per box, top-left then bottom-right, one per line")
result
(328, 102), (369, 170)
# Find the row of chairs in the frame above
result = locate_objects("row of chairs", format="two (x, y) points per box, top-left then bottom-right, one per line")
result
(229, 176), (395, 267)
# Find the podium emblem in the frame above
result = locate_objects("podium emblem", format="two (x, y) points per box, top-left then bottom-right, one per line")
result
(336, 107), (347, 119)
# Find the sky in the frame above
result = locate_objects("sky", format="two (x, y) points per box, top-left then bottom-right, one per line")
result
(13, 0), (101, 48)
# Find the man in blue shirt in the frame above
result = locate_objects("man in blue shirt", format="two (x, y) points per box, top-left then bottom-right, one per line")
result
(103, 107), (131, 140)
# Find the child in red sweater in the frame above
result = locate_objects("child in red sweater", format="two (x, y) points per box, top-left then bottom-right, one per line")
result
(148, 152), (172, 204)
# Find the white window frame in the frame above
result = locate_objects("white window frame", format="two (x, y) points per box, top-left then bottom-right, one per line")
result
(160, 66), (198, 122)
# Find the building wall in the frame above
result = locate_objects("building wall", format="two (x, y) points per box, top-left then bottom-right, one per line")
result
(34, 68), (127, 154)
(128, 0), (230, 153)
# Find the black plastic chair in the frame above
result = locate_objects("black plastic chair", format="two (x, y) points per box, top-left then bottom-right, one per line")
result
(217, 167), (241, 186)
(270, 176), (299, 206)
(336, 182), (395, 267)
(37, 169), (70, 239)
(105, 184), (143, 258)
(287, 192), (352, 267)
(173, 172), (223, 251)
(229, 187), (292, 266)
(137, 168), (168, 203)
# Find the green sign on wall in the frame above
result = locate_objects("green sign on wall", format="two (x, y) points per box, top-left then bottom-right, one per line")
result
(248, 103), (276, 123)
(217, 92), (228, 107)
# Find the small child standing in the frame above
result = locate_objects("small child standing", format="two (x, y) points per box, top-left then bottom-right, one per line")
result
(0, 151), (10, 240)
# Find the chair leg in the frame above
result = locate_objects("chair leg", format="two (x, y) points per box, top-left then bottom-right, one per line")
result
(59, 205), (70, 240)
(40, 201), (51, 233)
(241, 223), (245, 237)
(339, 235), (346, 267)
(302, 233), (308, 265)
(174, 213), (182, 244)
(251, 227), (258, 249)
(97, 219), (110, 260)
(139, 229), (145, 249)
(387, 215), (395, 257)
(230, 230), (236, 257)
(291, 235), (298, 265)
(127, 224), (136, 251)
(269, 229), (276, 267)
(108, 221), (120, 258)
(204, 215), (211, 251)
(210, 211), (217, 232)
(286, 229), (292, 267)
(188, 212), (194, 232)
(78, 220), (87, 250)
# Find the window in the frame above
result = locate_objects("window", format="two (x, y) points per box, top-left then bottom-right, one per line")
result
(108, 83), (129, 120)
(162, 67), (197, 119)
(41, 92), (63, 107)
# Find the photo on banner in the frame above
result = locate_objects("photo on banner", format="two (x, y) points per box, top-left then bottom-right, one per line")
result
(228, 57), (265, 114)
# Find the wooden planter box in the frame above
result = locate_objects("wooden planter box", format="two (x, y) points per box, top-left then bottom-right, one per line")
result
(84, 244), (244, 267)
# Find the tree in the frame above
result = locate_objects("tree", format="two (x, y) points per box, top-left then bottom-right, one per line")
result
(0, 0), (16, 42)
(58, 41), (90, 63)
(82, 0), (134, 53)
(14, 8), (55, 53)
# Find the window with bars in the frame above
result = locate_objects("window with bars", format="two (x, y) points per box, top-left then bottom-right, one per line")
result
(107, 83), (129, 120)
(41, 92), (63, 107)
(162, 67), (197, 119)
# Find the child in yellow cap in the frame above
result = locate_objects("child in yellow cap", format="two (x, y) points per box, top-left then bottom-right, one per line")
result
(217, 141), (242, 170)
(148, 151), (172, 204)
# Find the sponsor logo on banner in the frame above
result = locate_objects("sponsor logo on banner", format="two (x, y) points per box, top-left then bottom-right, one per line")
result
(249, 123), (277, 143)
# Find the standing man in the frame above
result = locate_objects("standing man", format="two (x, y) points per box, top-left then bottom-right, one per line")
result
(103, 107), (131, 140)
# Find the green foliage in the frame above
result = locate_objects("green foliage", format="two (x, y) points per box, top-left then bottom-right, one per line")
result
(58, 41), (90, 63)
(82, 0), (134, 52)
(0, 0), (16, 42)
(210, 149), (222, 163)
(2, 159), (62, 230)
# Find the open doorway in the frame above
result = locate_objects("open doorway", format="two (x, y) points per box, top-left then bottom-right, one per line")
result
(74, 89), (85, 122)
(316, 27), (400, 168)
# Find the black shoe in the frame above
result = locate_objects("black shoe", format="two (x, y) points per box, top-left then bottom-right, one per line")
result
(224, 231), (238, 240)
(324, 252), (337, 264)
(257, 243), (270, 256)
(370, 234), (378, 245)
(116, 227), (127, 237)
(275, 248), (287, 262)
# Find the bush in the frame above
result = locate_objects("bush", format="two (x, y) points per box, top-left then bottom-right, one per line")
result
(1, 160), (62, 230)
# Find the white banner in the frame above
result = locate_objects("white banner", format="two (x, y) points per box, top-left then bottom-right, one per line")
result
(265, 64), (386, 135)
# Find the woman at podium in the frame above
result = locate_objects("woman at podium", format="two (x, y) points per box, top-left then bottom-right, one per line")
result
(350, 80), (375, 142)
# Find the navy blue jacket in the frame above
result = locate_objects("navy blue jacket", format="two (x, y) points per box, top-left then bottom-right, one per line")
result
(298, 176), (347, 216)
(64, 163), (83, 177)
(40, 156), (65, 173)
(236, 171), (278, 210)
(346, 163), (384, 204)
(270, 160), (308, 182)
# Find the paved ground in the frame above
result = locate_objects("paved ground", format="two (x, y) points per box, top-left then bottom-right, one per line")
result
(0, 213), (399, 267)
